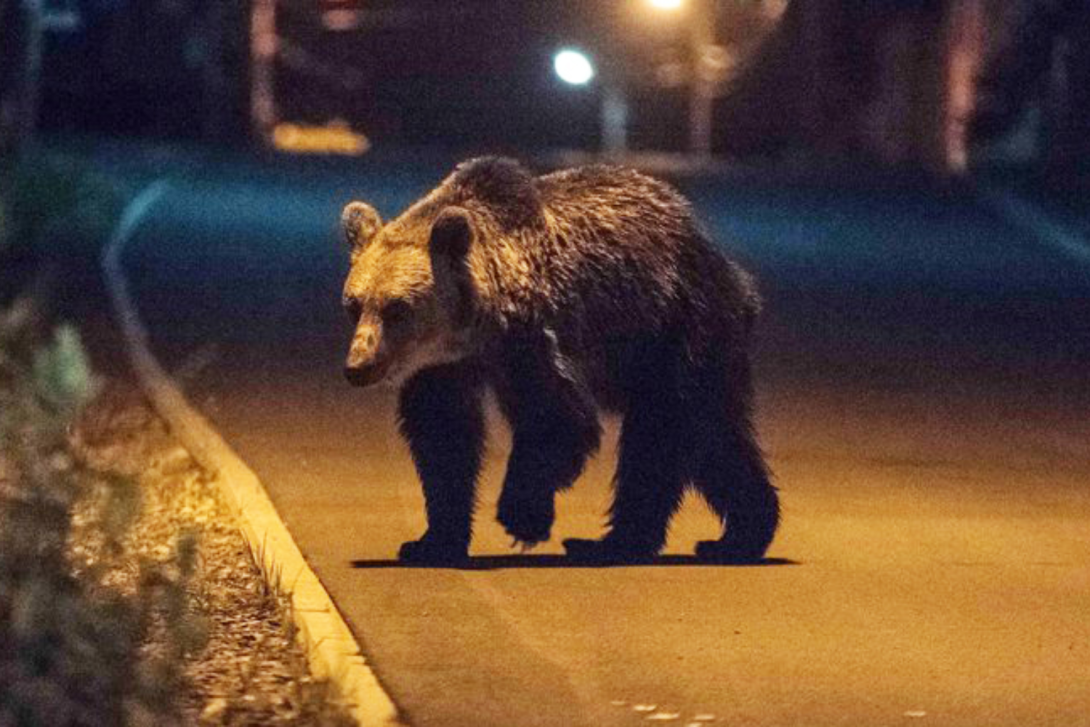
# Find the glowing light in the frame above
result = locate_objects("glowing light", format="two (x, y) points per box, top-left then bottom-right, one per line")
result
(272, 122), (370, 156)
(553, 49), (595, 86)
(648, 0), (684, 9)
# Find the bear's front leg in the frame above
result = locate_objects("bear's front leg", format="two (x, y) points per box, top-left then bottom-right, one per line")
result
(397, 364), (484, 564)
(497, 419), (598, 548)
(495, 332), (600, 549)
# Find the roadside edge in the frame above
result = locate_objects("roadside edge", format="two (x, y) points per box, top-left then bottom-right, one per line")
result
(101, 182), (404, 727)
(974, 180), (1090, 266)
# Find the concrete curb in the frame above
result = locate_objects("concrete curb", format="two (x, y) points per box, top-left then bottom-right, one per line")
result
(101, 182), (404, 727)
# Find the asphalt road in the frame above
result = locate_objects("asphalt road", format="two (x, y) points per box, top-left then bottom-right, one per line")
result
(108, 150), (1090, 727)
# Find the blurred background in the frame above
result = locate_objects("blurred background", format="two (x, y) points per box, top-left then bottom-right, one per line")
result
(2, 0), (1088, 173)
(4, 8), (1090, 725)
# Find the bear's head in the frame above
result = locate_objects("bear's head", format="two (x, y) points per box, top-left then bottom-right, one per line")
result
(339, 158), (544, 388)
(339, 200), (479, 388)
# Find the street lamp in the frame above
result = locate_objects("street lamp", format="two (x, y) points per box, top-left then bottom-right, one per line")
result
(648, 0), (685, 10)
(553, 48), (595, 86)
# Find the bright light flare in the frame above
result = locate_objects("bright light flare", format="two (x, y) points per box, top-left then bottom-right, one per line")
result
(648, 0), (684, 10)
(553, 49), (595, 86)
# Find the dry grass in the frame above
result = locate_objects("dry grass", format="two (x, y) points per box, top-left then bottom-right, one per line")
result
(74, 381), (356, 726)
(1, 304), (354, 726)
(1, 315), (192, 726)
(2, 148), (355, 727)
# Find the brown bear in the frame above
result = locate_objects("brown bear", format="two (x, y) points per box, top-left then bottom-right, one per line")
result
(339, 157), (777, 564)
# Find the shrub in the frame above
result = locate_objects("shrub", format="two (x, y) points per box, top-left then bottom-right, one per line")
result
(0, 303), (204, 726)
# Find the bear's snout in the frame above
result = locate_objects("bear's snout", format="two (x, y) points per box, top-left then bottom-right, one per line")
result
(345, 323), (387, 386)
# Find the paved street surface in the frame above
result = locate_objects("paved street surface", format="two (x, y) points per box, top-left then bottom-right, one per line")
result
(106, 149), (1090, 726)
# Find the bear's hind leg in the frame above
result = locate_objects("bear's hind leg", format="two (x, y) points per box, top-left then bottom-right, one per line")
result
(397, 364), (485, 564)
(564, 395), (687, 563)
(693, 416), (778, 562)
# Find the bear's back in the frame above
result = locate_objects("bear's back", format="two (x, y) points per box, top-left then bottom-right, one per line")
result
(529, 166), (743, 327)
(536, 165), (695, 242)
(440, 160), (758, 362)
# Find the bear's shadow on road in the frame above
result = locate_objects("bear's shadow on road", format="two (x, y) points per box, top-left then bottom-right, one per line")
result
(350, 554), (798, 570)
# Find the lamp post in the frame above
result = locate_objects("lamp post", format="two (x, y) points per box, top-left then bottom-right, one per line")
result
(688, 0), (714, 160)
(250, 0), (278, 144)
(554, 47), (629, 157)
(2, 0), (44, 154)
(645, 0), (729, 161)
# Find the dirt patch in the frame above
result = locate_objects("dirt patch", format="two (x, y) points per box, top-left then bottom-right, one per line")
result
(74, 380), (355, 726)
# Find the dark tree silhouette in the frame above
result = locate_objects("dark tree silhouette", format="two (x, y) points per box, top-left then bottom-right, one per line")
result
(971, 0), (1090, 167)
(0, 0), (43, 154)
(716, 0), (977, 172)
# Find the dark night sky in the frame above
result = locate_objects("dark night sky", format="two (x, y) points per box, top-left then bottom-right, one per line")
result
(33, 1), (1090, 163)
(276, 1), (691, 152)
(281, 2), (601, 149)
(38, 0), (693, 152)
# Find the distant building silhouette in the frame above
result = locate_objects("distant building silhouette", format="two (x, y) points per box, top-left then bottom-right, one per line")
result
(717, 0), (1087, 171)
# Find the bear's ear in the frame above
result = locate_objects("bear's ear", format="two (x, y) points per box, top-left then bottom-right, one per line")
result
(430, 207), (476, 324)
(341, 201), (382, 250)
(429, 206), (475, 261)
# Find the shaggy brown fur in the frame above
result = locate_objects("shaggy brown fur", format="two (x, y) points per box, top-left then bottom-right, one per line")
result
(340, 157), (777, 564)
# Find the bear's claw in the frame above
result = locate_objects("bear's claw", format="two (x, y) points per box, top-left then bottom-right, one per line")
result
(496, 492), (555, 548)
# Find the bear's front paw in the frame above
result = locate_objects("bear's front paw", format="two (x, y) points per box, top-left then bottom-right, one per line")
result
(496, 492), (555, 549)
(398, 536), (469, 565)
(562, 537), (658, 565)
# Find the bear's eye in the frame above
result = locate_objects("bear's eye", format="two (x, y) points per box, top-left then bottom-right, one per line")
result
(382, 300), (413, 328)
(344, 298), (363, 324)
